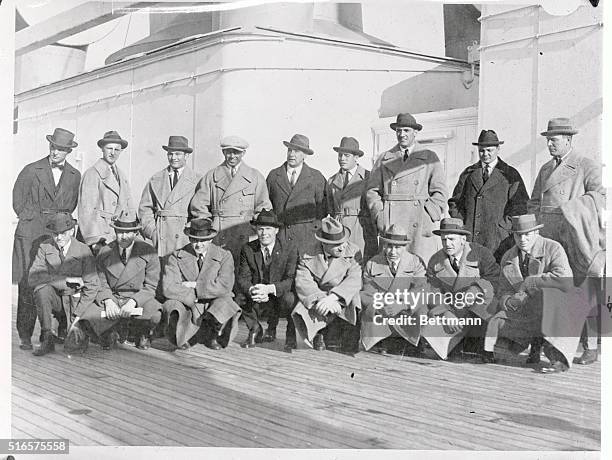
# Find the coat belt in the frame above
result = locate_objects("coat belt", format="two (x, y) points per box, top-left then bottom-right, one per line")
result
(211, 210), (255, 218)
(383, 194), (427, 201)
(40, 208), (71, 214)
(340, 207), (361, 217)
(539, 205), (563, 215)
(98, 210), (115, 218)
(155, 210), (188, 218)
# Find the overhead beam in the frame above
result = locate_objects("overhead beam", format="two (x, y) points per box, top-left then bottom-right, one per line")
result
(15, 1), (155, 56)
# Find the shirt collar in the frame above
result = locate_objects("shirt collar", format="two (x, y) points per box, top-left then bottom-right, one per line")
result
(557, 148), (572, 163)
(225, 162), (241, 172)
(482, 157), (498, 171)
(60, 238), (72, 255)
(168, 166), (185, 175)
(261, 241), (275, 253)
(287, 162), (304, 174)
(342, 165), (358, 177)
(49, 157), (66, 168)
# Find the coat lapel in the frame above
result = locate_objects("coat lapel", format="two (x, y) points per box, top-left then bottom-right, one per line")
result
(369, 259), (394, 291)
(274, 164), (293, 196)
(212, 165), (231, 200)
(117, 242), (148, 285)
(104, 243), (128, 281)
(290, 163), (314, 198)
(268, 238), (285, 281)
(177, 247), (199, 281)
(94, 159), (120, 196)
(320, 255), (349, 286)
(469, 165), (485, 192)
(481, 165), (503, 191)
(150, 169), (171, 208)
(542, 153), (579, 192)
(527, 235), (545, 276)
(34, 159), (57, 200)
(454, 243), (480, 291)
(167, 167), (198, 205)
(223, 163), (255, 198)
(252, 240), (264, 280)
(381, 144), (427, 181)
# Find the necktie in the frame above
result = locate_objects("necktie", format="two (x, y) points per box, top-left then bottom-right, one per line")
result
(482, 165), (490, 182)
(520, 253), (530, 277)
(343, 171), (350, 189)
(451, 257), (460, 274)
(198, 254), (204, 272)
(121, 248), (128, 265)
(403, 150), (409, 161)
(390, 261), (397, 276)
(231, 167), (237, 178)
(111, 165), (120, 184)
(264, 247), (271, 266)
(290, 169), (297, 187)
(58, 246), (65, 263)
(52, 163), (64, 171)
(554, 157), (562, 168)
(171, 169), (179, 189)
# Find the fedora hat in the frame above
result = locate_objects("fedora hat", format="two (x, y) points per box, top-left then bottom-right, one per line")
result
(540, 118), (578, 137)
(433, 218), (471, 237)
(184, 218), (217, 240)
(510, 214), (544, 233)
(283, 134), (314, 155)
(472, 129), (504, 146)
(333, 137), (364, 157)
(97, 130), (128, 149)
(46, 212), (77, 234)
(251, 209), (282, 228)
(380, 224), (410, 245)
(390, 113), (422, 132)
(221, 135), (249, 152)
(163, 136), (193, 153)
(315, 216), (351, 245)
(110, 210), (142, 231)
(46, 128), (78, 149)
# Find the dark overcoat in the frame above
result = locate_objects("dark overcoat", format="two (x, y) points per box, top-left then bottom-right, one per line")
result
(448, 158), (529, 261)
(266, 162), (329, 250)
(12, 156), (81, 282)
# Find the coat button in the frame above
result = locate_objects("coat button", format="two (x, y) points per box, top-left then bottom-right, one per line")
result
(414, 202), (418, 206)
(112, 201), (117, 206)
(239, 198), (243, 202)
(413, 223), (418, 227)
(476, 213), (481, 217)
(392, 181), (397, 185)
(414, 180), (419, 185)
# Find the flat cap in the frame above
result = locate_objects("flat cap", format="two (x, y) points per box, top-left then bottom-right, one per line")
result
(220, 135), (249, 152)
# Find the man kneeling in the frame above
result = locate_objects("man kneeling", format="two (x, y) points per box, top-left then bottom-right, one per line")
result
(28, 213), (100, 356)
(79, 211), (162, 350)
(292, 216), (362, 353)
(162, 218), (241, 350)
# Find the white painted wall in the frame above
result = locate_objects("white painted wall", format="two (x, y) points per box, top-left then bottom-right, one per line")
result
(14, 32), (474, 218)
(478, 3), (603, 192)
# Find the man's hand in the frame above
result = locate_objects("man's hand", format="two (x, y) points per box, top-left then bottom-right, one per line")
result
(182, 281), (197, 289)
(315, 294), (342, 316)
(120, 299), (137, 318)
(505, 291), (528, 311)
(442, 311), (462, 334)
(104, 298), (121, 320)
(250, 284), (274, 303)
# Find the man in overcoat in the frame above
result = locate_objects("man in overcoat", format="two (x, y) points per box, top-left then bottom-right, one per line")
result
(360, 224), (427, 353)
(162, 218), (241, 350)
(527, 118), (605, 365)
(78, 130), (135, 252)
(28, 213), (100, 356)
(79, 211), (162, 350)
(449, 130), (529, 262)
(327, 137), (378, 263)
(425, 218), (499, 361)
(485, 215), (578, 373)
(13, 128), (81, 350)
(267, 134), (329, 251)
(139, 136), (202, 258)
(236, 210), (298, 351)
(190, 136), (271, 264)
(292, 216), (362, 353)
(366, 113), (447, 263)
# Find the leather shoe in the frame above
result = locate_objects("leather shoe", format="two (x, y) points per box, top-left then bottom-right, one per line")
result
(241, 327), (263, 349)
(479, 351), (496, 364)
(135, 334), (151, 350)
(262, 327), (277, 343)
(526, 349), (541, 365)
(205, 337), (222, 350)
(541, 360), (569, 374)
(313, 333), (325, 351)
(33, 332), (55, 356)
(575, 348), (597, 365)
(283, 340), (296, 353)
(99, 330), (117, 350)
(19, 339), (33, 351)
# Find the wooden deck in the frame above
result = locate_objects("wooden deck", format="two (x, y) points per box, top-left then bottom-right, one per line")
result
(11, 293), (600, 450)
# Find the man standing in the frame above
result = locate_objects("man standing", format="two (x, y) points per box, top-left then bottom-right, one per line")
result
(139, 136), (202, 258)
(360, 224), (427, 354)
(267, 134), (329, 250)
(366, 113), (447, 263)
(13, 128), (81, 350)
(449, 130), (529, 262)
(190, 136), (271, 263)
(28, 213), (100, 356)
(79, 130), (134, 253)
(485, 215), (577, 373)
(527, 117), (605, 365)
(426, 218), (499, 361)
(327, 137), (378, 263)
(79, 211), (162, 350)
(162, 218), (241, 350)
(292, 216), (362, 353)
(236, 210), (298, 352)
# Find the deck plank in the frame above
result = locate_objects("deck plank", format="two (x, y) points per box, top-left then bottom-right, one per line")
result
(11, 299), (600, 450)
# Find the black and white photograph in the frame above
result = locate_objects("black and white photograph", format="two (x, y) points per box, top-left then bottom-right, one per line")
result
(1, 0), (608, 458)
